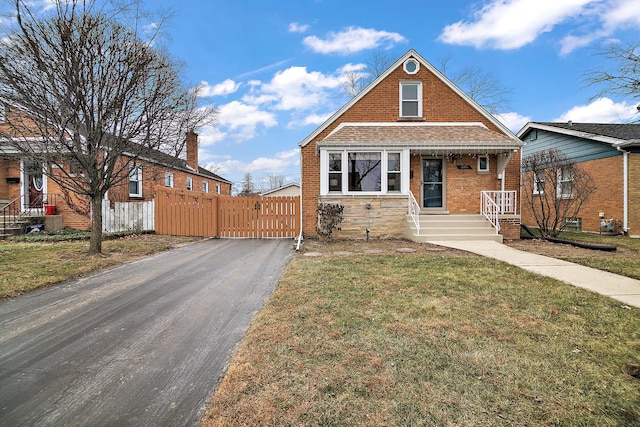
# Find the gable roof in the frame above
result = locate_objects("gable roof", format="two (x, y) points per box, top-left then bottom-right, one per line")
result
(260, 182), (300, 196)
(299, 49), (517, 148)
(517, 122), (640, 148)
(317, 122), (522, 154)
(132, 142), (231, 183)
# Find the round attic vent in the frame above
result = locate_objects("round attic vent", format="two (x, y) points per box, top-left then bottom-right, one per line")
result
(403, 58), (419, 75)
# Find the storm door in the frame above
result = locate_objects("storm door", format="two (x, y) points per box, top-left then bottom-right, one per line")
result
(421, 158), (445, 209)
(24, 161), (45, 209)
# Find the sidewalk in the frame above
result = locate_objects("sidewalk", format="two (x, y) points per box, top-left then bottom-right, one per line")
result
(430, 240), (640, 309)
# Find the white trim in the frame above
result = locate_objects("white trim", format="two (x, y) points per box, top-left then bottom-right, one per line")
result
(399, 80), (422, 118)
(477, 155), (489, 173)
(186, 176), (193, 191)
(164, 171), (174, 188)
(403, 58), (420, 75)
(128, 165), (143, 197)
(299, 49), (518, 148)
(517, 122), (639, 146)
(202, 180), (209, 193)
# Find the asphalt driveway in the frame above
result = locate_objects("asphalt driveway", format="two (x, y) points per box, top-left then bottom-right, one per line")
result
(0, 238), (293, 426)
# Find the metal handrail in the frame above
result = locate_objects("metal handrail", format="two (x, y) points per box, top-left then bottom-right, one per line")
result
(408, 191), (420, 234)
(1, 193), (59, 236)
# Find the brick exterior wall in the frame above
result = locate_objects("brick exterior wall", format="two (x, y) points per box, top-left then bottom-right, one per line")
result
(521, 155), (625, 234)
(0, 155), (232, 230)
(301, 54), (521, 239)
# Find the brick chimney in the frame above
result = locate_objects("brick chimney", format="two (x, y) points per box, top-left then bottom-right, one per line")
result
(186, 130), (199, 171)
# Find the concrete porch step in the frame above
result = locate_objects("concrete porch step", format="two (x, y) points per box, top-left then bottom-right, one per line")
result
(405, 214), (503, 243)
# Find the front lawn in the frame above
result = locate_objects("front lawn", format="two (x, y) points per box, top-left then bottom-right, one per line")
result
(203, 252), (640, 426)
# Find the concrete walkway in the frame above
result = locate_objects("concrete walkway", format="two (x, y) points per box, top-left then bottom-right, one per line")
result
(430, 240), (640, 309)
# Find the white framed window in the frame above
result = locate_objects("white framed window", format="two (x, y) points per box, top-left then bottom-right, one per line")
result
(533, 171), (545, 195)
(328, 152), (342, 192)
(557, 167), (574, 199)
(477, 155), (489, 173)
(403, 58), (420, 75)
(202, 180), (209, 193)
(129, 166), (142, 197)
(322, 149), (407, 195)
(164, 172), (174, 188)
(387, 152), (401, 192)
(400, 81), (422, 118)
(215, 183), (221, 195)
(186, 177), (193, 191)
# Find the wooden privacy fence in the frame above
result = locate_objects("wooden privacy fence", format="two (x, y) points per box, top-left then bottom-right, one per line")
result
(154, 186), (300, 238)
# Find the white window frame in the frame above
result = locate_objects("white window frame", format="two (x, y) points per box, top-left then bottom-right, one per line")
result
(477, 155), (489, 173)
(320, 149), (409, 195)
(533, 171), (545, 195)
(165, 172), (174, 188)
(557, 167), (574, 199)
(399, 81), (422, 118)
(403, 58), (420, 75)
(215, 183), (221, 195)
(186, 177), (193, 191)
(129, 165), (143, 198)
(202, 180), (209, 193)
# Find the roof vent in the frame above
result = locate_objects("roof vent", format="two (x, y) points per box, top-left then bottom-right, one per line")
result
(568, 120), (573, 127)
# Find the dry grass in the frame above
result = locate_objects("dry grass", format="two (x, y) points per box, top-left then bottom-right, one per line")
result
(203, 251), (640, 426)
(0, 234), (201, 298)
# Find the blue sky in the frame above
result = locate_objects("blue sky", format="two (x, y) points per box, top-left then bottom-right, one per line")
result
(3, 0), (640, 190)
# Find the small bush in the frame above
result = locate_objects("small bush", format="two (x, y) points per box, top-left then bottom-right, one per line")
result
(316, 203), (344, 243)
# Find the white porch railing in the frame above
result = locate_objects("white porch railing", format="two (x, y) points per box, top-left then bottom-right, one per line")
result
(480, 191), (517, 234)
(408, 192), (420, 233)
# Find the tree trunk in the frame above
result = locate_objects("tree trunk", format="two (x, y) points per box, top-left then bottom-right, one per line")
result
(89, 196), (103, 254)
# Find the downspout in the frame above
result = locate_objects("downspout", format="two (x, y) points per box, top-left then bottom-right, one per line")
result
(295, 148), (304, 251)
(616, 146), (629, 233)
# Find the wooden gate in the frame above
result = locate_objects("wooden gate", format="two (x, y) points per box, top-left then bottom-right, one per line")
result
(154, 186), (300, 238)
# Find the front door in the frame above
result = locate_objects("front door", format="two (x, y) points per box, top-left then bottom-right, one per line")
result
(421, 158), (445, 209)
(24, 161), (44, 209)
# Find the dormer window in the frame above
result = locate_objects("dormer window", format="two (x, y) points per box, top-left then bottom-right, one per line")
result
(403, 58), (419, 75)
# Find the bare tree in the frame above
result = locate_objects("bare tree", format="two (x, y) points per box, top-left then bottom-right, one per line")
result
(521, 149), (595, 237)
(583, 41), (640, 120)
(238, 173), (256, 196)
(439, 55), (511, 115)
(340, 48), (393, 98)
(0, 0), (215, 254)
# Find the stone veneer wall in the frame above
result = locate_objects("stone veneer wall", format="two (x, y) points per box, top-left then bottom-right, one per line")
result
(318, 195), (408, 240)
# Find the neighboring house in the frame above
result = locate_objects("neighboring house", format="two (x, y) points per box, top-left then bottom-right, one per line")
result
(260, 183), (300, 197)
(517, 122), (640, 237)
(299, 49), (523, 242)
(0, 106), (232, 230)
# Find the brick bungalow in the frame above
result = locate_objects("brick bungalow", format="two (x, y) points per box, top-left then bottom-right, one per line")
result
(518, 122), (640, 237)
(299, 49), (523, 243)
(0, 104), (231, 230)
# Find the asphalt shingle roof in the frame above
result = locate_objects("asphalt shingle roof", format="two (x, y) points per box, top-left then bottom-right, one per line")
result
(537, 122), (640, 141)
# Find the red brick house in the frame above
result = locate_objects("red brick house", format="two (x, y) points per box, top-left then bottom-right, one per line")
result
(518, 122), (640, 237)
(299, 49), (523, 242)
(1, 104), (231, 231)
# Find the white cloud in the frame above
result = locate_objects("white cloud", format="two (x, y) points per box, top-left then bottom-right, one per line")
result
(287, 112), (332, 128)
(217, 101), (278, 142)
(198, 79), (241, 97)
(560, 0), (640, 54)
(303, 26), (406, 55)
(198, 125), (227, 147)
(289, 22), (310, 33)
(204, 149), (300, 177)
(439, 0), (593, 50)
(496, 112), (532, 133)
(554, 97), (639, 122)
(243, 66), (343, 111)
